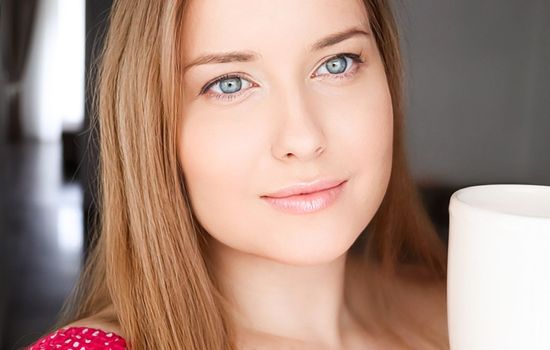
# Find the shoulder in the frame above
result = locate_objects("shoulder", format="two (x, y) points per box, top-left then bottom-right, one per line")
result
(28, 307), (127, 349)
(27, 326), (127, 350)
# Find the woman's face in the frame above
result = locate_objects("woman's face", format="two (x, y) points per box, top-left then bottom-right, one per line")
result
(177, 0), (393, 265)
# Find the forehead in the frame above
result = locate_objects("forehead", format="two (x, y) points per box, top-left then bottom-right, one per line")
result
(181, 0), (370, 57)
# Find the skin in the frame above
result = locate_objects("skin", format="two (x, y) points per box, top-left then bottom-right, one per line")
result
(177, 0), (393, 348)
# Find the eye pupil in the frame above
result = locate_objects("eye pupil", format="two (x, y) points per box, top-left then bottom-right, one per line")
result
(220, 77), (242, 93)
(326, 57), (347, 74)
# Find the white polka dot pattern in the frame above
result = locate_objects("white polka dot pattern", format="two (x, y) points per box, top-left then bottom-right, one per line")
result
(26, 326), (127, 350)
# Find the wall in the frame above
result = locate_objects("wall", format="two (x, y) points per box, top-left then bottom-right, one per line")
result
(20, 0), (85, 142)
(0, 8), (5, 143)
(0, 63), (4, 143)
(396, 0), (550, 186)
(80, 0), (112, 251)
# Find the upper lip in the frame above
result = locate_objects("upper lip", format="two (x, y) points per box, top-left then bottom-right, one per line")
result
(262, 179), (346, 198)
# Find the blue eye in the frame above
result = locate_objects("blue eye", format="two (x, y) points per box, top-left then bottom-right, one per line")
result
(219, 77), (242, 93)
(199, 52), (364, 101)
(326, 56), (347, 74)
(313, 53), (363, 77)
(199, 74), (254, 98)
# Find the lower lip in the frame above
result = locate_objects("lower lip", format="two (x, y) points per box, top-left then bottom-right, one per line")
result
(261, 181), (347, 215)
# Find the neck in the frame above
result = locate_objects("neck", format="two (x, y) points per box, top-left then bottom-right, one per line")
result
(209, 239), (356, 348)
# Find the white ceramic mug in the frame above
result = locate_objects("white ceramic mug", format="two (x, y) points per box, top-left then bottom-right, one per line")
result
(448, 184), (550, 350)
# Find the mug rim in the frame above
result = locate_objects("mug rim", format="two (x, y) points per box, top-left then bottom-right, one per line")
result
(449, 184), (550, 220)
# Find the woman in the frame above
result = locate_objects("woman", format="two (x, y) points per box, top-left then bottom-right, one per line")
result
(28, 0), (448, 349)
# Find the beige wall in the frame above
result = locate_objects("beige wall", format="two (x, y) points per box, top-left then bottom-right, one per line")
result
(396, 0), (550, 186)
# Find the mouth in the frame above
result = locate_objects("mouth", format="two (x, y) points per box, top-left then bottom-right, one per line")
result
(261, 180), (347, 215)
(261, 179), (347, 199)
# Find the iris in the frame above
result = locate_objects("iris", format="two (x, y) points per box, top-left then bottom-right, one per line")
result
(325, 56), (347, 74)
(219, 77), (242, 94)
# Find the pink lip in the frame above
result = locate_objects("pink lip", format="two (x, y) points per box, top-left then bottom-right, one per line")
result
(261, 179), (347, 214)
(263, 179), (346, 198)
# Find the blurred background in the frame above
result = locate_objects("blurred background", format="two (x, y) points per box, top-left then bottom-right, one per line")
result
(0, 0), (548, 348)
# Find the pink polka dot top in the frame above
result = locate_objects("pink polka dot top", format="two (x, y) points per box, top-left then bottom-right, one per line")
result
(27, 326), (127, 350)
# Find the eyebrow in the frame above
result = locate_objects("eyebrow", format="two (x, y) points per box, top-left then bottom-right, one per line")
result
(183, 26), (370, 73)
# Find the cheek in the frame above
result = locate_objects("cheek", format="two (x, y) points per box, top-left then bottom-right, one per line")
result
(177, 107), (264, 238)
(325, 73), (394, 182)
(353, 101), (393, 216)
(356, 84), (393, 211)
(321, 76), (394, 225)
(356, 87), (393, 176)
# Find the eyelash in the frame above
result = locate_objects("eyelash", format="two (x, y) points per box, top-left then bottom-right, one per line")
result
(198, 52), (365, 102)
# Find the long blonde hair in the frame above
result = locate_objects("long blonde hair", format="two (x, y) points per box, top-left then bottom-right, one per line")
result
(47, 0), (448, 349)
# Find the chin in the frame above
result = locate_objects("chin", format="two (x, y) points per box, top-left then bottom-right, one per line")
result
(255, 224), (364, 267)
(265, 247), (351, 267)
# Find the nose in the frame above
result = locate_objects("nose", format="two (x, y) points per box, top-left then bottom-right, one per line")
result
(271, 86), (327, 162)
